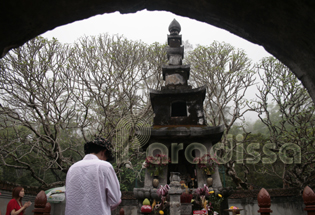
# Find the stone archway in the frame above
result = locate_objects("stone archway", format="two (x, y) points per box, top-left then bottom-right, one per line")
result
(1, 1), (315, 102)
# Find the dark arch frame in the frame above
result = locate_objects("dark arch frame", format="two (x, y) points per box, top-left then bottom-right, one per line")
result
(1, 1), (315, 102)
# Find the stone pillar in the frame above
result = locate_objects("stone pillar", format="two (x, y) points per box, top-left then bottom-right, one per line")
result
(211, 164), (222, 191)
(303, 186), (315, 215)
(120, 208), (125, 215)
(195, 142), (222, 192)
(43, 203), (51, 215)
(32, 190), (51, 215)
(168, 172), (182, 215)
(257, 188), (272, 215)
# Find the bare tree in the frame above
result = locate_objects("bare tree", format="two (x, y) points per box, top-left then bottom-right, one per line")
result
(248, 57), (315, 189)
(185, 41), (256, 189)
(0, 35), (167, 188)
(69, 35), (167, 186)
(0, 37), (83, 187)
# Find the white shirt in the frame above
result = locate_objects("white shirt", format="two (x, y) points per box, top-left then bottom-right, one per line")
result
(65, 154), (121, 215)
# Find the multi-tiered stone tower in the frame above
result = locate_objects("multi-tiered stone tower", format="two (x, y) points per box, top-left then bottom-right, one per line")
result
(134, 19), (224, 214)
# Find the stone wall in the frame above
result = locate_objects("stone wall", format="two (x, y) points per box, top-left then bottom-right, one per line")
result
(228, 188), (305, 215)
(0, 189), (138, 215)
(228, 196), (305, 215)
(0, 189), (307, 215)
(112, 199), (138, 215)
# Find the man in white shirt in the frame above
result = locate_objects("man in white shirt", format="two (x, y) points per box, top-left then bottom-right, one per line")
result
(65, 137), (121, 215)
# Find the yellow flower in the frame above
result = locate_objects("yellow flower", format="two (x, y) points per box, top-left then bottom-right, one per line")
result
(218, 194), (222, 198)
(159, 210), (164, 215)
(152, 199), (156, 209)
(209, 191), (214, 194)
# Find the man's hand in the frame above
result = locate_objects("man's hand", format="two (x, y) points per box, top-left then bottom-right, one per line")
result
(110, 199), (122, 210)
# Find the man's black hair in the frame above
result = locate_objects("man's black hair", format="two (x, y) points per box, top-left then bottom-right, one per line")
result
(84, 137), (114, 161)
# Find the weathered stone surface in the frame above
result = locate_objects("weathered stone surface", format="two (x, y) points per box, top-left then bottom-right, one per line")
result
(168, 55), (182, 66)
(162, 65), (190, 83)
(165, 73), (185, 85)
(150, 86), (207, 125)
(169, 172), (182, 215)
(180, 203), (192, 215)
(1, 1), (315, 103)
(150, 125), (224, 141)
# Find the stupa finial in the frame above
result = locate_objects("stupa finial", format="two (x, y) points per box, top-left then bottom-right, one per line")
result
(168, 19), (181, 35)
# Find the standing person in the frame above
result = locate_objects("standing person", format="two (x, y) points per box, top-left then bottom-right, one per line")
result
(5, 187), (32, 215)
(65, 137), (121, 215)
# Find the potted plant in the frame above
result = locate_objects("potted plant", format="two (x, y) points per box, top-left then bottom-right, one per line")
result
(194, 154), (216, 175)
(207, 191), (224, 215)
(154, 184), (170, 215)
(180, 184), (193, 203)
(192, 185), (210, 214)
(180, 184), (193, 215)
(145, 154), (170, 187)
(194, 154), (217, 187)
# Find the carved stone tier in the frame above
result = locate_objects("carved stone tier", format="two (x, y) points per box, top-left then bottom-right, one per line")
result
(167, 19), (183, 66)
(150, 125), (224, 141)
(143, 126), (224, 191)
(133, 187), (160, 201)
(166, 46), (184, 65)
(150, 87), (207, 125)
(162, 65), (190, 88)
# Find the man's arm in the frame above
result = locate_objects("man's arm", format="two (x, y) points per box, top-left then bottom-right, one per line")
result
(105, 164), (122, 208)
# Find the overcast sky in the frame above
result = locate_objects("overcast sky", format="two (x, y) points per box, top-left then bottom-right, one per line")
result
(41, 10), (272, 63)
(41, 10), (272, 122)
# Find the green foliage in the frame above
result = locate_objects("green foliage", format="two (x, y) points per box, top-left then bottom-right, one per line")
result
(207, 191), (224, 214)
(113, 150), (146, 191)
(246, 57), (315, 189)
